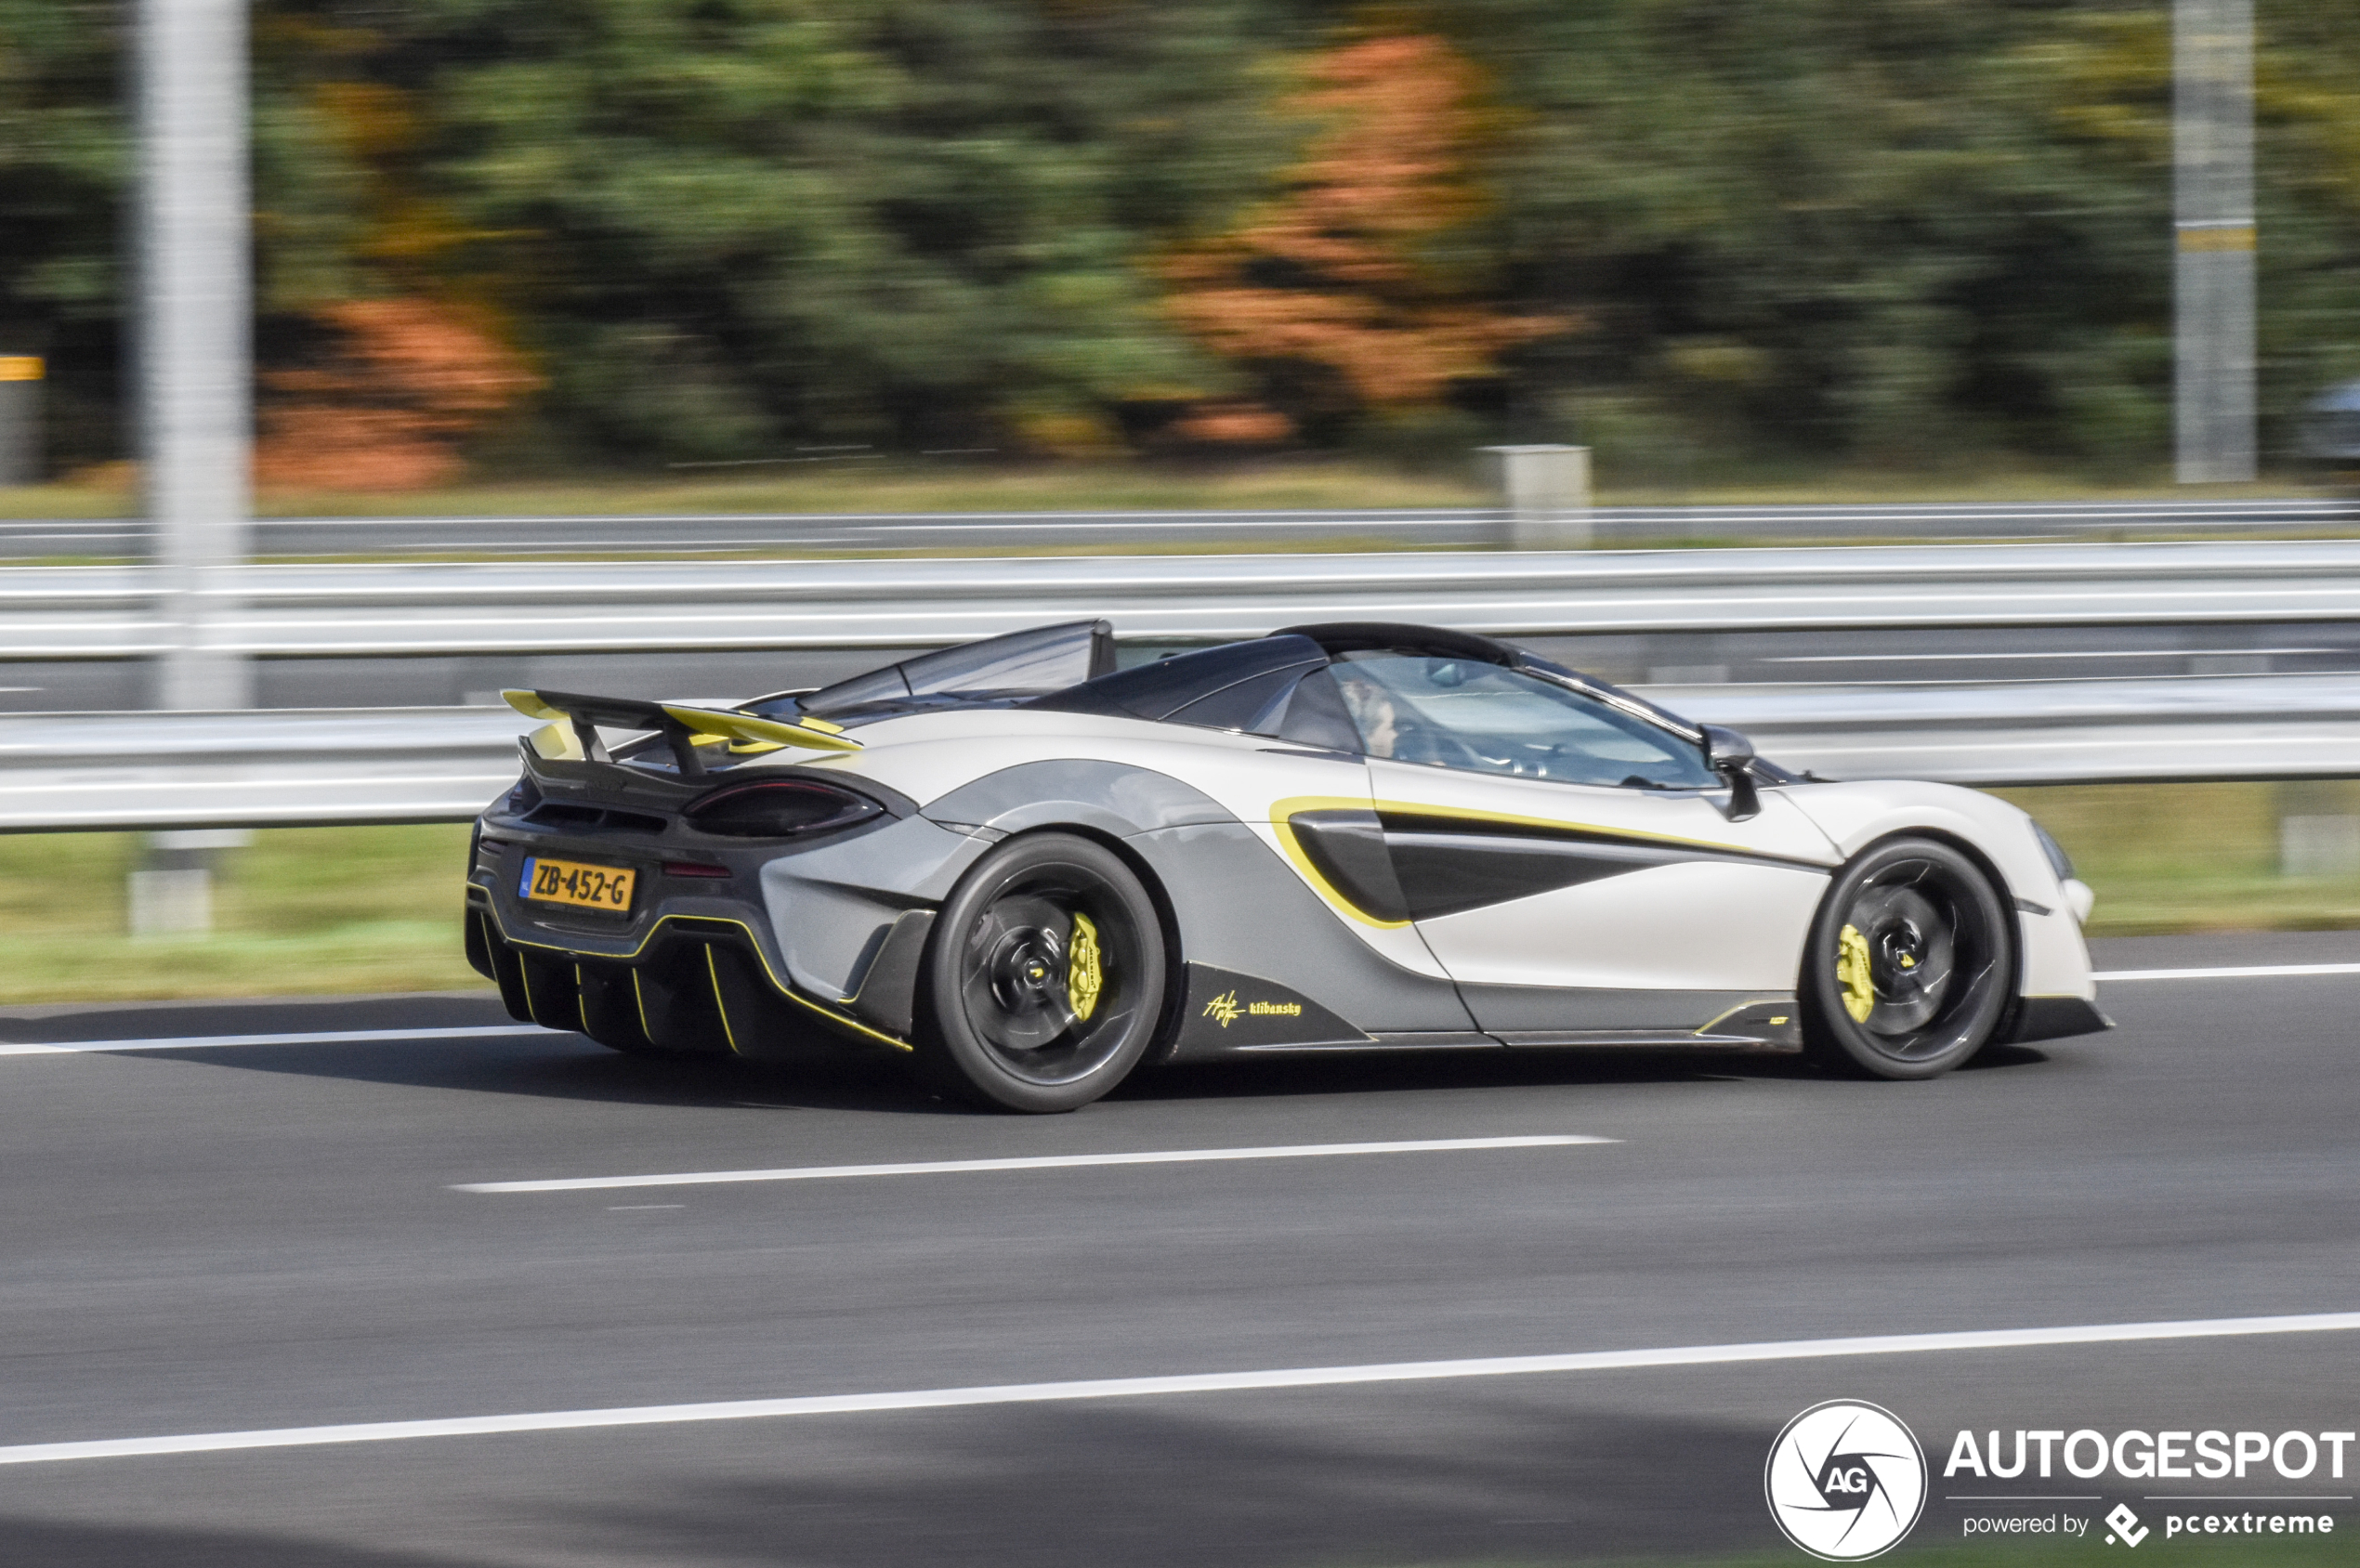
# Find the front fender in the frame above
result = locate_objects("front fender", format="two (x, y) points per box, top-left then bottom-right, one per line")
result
(1780, 780), (2096, 1004)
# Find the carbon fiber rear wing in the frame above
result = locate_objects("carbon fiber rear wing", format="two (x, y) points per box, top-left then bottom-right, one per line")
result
(502, 689), (859, 777)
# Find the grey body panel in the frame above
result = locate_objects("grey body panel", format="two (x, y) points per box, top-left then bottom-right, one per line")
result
(2009, 995), (2113, 1044)
(921, 760), (1235, 838)
(1457, 984), (1789, 1036)
(1126, 822), (1478, 1054)
(759, 815), (991, 1000)
(844, 909), (937, 1037)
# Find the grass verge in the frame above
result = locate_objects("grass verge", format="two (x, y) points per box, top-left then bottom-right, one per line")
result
(2, 783), (2354, 1003)
(0, 457), (2324, 523)
(0, 826), (481, 1004)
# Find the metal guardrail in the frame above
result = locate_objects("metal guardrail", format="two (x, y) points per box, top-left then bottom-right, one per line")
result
(17, 539), (2360, 661)
(4, 673), (2355, 830)
(0, 496), (2351, 560)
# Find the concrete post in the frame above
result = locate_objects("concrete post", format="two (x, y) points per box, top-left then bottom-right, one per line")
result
(2174, 0), (2257, 484)
(0, 356), (42, 485)
(135, 0), (255, 933)
(1482, 444), (1593, 549)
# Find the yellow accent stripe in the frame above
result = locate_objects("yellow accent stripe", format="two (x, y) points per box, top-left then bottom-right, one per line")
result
(631, 968), (654, 1041)
(0, 356), (42, 382)
(1691, 1000), (1793, 1037)
(503, 689), (566, 722)
(1264, 791), (1829, 930)
(704, 945), (742, 1055)
(2179, 225), (2255, 253)
(479, 901), (911, 1052)
(1364, 797), (1796, 861)
(1265, 793), (1411, 929)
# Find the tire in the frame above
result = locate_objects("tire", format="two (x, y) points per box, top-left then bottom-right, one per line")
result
(1800, 836), (2013, 1080)
(912, 832), (1169, 1113)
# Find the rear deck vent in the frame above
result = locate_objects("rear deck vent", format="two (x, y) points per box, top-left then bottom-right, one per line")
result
(524, 804), (669, 835)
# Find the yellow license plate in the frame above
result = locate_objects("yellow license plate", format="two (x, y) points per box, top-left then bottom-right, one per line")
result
(519, 856), (636, 912)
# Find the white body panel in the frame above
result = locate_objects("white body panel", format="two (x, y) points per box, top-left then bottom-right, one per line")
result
(1417, 861), (1832, 992)
(1364, 759), (1840, 996)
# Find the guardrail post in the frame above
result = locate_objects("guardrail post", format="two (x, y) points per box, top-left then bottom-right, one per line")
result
(128, 829), (249, 937)
(2174, 0), (2257, 484)
(2276, 782), (2360, 878)
(135, 0), (254, 934)
(1482, 445), (1592, 549)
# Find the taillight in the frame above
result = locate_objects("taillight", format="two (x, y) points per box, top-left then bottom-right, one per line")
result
(685, 779), (883, 839)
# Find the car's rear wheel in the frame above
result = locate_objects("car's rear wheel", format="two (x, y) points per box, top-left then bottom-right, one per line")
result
(1801, 836), (2012, 1080)
(912, 832), (1167, 1112)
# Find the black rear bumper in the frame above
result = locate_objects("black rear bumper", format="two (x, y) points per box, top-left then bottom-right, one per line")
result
(465, 893), (915, 1061)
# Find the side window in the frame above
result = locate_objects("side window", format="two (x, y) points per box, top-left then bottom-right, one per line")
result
(1329, 655), (1715, 789)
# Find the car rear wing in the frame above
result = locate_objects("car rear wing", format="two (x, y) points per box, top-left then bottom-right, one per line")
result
(502, 689), (859, 777)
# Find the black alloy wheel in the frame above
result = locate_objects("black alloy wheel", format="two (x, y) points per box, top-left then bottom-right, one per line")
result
(914, 832), (1169, 1112)
(1801, 836), (2013, 1080)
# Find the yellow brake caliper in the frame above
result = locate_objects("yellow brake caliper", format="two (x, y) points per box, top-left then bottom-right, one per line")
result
(1068, 911), (1104, 1022)
(1835, 923), (1875, 1023)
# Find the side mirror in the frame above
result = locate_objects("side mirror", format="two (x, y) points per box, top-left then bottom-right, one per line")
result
(1701, 725), (1760, 821)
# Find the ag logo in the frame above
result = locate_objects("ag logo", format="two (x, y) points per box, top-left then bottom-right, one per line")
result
(1763, 1400), (1927, 1561)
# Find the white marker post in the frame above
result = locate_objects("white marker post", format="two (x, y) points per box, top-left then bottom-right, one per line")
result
(2173, 0), (2257, 485)
(133, 0), (253, 934)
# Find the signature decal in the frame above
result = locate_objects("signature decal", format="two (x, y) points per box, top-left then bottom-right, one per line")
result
(1201, 989), (1305, 1028)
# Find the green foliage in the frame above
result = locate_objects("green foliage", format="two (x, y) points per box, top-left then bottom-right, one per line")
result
(4, 2), (2360, 474)
(0, 1), (127, 465)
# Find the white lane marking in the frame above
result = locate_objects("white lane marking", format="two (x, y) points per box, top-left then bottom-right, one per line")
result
(2095, 962), (2360, 982)
(0, 1025), (555, 1057)
(2, 1312), (2352, 1469)
(454, 1134), (1614, 1194)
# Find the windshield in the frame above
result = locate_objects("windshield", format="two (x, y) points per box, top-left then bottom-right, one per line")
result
(1330, 653), (1715, 789)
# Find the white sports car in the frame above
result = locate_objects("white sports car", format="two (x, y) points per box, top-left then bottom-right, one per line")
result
(465, 620), (2106, 1111)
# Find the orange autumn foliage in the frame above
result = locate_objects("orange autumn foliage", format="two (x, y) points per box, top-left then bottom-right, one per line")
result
(1161, 34), (1567, 429)
(256, 298), (539, 492)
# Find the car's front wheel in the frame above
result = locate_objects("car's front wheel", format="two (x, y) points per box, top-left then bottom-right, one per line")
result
(912, 832), (1168, 1112)
(1801, 836), (2013, 1080)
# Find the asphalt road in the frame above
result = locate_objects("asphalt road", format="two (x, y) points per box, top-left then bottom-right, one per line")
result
(0, 931), (2353, 1566)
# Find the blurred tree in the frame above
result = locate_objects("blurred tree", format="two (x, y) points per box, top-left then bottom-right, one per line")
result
(1160, 33), (1568, 443)
(0, 1), (126, 472)
(255, 297), (539, 490)
(384, 0), (1282, 462)
(7, 0), (2360, 479)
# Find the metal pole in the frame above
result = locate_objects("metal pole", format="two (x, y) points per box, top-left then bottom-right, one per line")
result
(132, 0), (252, 937)
(2173, 0), (2257, 484)
(138, 0), (252, 709)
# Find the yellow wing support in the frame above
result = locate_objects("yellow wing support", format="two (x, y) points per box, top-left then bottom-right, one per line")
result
(659, 704), (863, 753)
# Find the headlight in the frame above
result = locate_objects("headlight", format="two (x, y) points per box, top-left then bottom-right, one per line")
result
(2030, 820), (2075, 883)
(685, 779), (884, 839)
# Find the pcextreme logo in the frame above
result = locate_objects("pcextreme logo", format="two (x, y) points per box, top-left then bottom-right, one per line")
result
(1765, 1400), (1930, 1561)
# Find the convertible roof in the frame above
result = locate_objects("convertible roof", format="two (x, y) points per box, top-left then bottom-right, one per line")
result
(1274, 622), (1518, 664)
